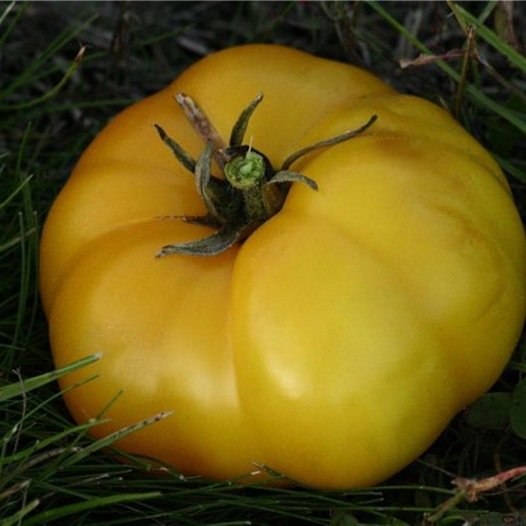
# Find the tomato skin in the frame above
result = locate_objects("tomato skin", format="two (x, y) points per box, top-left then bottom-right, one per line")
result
(40, 44), (526, 488)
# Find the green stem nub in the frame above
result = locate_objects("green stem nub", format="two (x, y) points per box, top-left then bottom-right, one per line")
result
(224, 151), (266, 190)
(155, 92), (377, 257)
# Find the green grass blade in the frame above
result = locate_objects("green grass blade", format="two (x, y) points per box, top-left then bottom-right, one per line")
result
(0, 174), (33, 211)
(367, 1), (526, 135)
(0, 354), (101, 403)
(0, 47), (86, 112)
(0, 229), (37, 254)
(0, 420), (108, 467)
(494, 156), (526, 183)
(0, 12), (97, 101)
(59, 411), (173, 468)
(450, 2), (526, 73)
(0, 480), (31, 502)
(21, 492), (161, 526)
(1, 499), (40, 526)
(0, 1), (15, 29)
(0, 1), (25, 49)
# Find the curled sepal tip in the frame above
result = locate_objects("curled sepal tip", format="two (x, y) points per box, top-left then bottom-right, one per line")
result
(280, 114), (378, 171)
(267, 170), (318, 191)
(156, 224), (251, 258)
(153, 124), (196, 173)
(229, 92), (264, 147)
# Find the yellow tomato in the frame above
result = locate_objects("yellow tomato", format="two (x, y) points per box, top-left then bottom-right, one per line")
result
(40, 44), (526, 489)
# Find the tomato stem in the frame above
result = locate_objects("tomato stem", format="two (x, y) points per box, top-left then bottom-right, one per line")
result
(154, 93), (377, 257)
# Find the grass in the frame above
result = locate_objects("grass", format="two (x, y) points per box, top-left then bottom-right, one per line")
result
(1, 1), (525, 524)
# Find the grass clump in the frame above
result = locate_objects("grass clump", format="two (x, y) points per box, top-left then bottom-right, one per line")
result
(1, 2), (525, 524)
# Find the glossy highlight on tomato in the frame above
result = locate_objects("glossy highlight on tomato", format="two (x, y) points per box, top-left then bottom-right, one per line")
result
(40, 44), (526, 489)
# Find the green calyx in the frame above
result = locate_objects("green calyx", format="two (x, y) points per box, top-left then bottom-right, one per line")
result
(154, 92), (377, 257)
